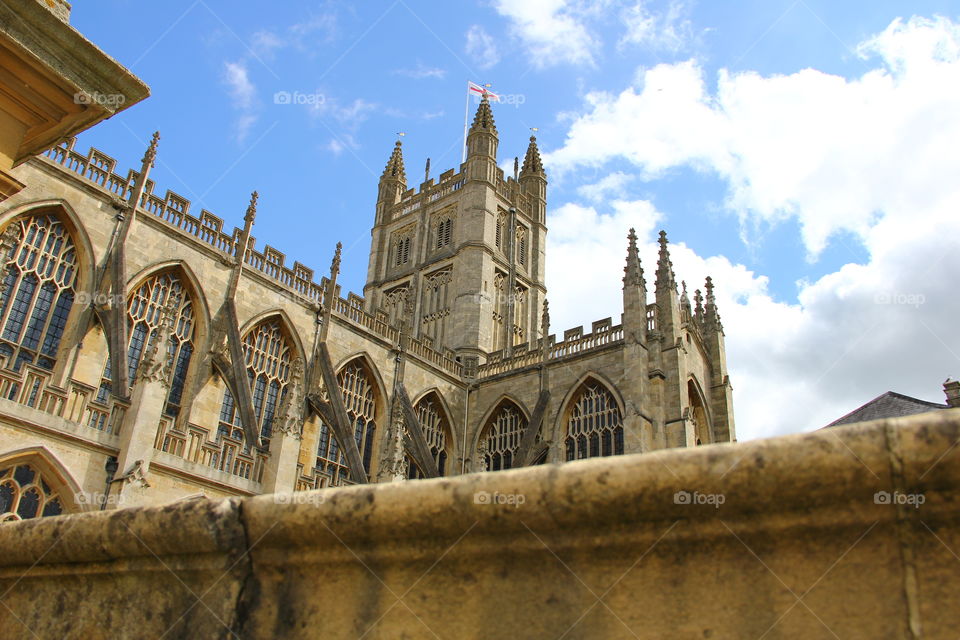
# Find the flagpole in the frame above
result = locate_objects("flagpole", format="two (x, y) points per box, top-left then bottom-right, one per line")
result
(462, 81), (470, 164)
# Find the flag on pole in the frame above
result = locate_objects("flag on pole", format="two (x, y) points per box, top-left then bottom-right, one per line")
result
(468, 81), (500, 101)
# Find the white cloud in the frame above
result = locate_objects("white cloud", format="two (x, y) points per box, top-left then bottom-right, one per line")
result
(491, 0), (599, 68)
(222, 61), (258, 142)
(577, 171), (634, 202)
(311, 97), (377, 128)
(465, 25), (500, 70)
(395, 62), (447, 80)
(545, 16), (960, 440)
(619, 0), (692, 53)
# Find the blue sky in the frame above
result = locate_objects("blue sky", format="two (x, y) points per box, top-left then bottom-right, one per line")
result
(70, 1), (960, 439)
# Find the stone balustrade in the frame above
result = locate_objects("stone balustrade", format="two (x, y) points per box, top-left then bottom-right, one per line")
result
(1, 410), (958, 637)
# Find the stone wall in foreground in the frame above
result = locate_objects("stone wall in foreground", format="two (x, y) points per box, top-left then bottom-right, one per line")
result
(0, 410), (958, 639)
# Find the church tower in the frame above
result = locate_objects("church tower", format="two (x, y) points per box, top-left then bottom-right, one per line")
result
(363, 97), (548, 364)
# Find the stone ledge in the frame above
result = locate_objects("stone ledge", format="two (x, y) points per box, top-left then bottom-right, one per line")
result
(0, 410), (958, 638)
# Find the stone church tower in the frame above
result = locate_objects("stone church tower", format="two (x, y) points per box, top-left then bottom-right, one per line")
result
(0, 94), (735, 520)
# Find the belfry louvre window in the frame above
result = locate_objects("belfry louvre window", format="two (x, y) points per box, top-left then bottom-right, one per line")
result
(564, 382), (624, 461)
(316, 360), (378, 487)
(435, 218), (453, 250)
(96, 272), (195, 417)
(407, 393), (449, 478)
(0, 464), (64, 522)
(394, 236), (411, 267)
(0, 214), (77, 372)
(516, 226), (527, 266)
(495, 212), (506, 250)
(482, 402), (527, 471)
(218, 319), (292, 443)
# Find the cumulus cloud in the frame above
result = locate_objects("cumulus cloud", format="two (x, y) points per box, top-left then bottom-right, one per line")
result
(491, 0), (599, 67)
(465, 24), (500, 70)
(544, 16), (960, 440)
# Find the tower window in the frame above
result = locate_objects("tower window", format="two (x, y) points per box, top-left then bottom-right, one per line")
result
(394, 236), (411, 267)
(516, 226), (527, 266)
(435, 218), (453, 250)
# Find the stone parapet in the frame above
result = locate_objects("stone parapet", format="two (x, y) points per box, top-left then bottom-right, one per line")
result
(1, 409), (957, 638)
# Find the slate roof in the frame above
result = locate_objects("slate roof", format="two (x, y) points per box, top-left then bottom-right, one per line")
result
(825, 391), (947, 428)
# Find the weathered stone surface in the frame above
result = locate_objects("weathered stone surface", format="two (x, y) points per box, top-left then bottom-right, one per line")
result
(0, 410), (957, 638)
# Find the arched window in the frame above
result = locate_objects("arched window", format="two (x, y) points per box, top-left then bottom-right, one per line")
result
(564, 381), (624, 461)
(0, 214), (78, 372)
(481, 401), (527, 471)
(315, 359), (379, 486)
(491, 272), (506, 352)
(0, 463), (66, 521)
(96, 271), (195, 416)
(407, 393), (450, 479)
(218, 319), (293, 444)
(516, 226), (527, 266)
(688, 379), (710, 446)
(495, 211), (506, 250)
(394, 235), (411, 267)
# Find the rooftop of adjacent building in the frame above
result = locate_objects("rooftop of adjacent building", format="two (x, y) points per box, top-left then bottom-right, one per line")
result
(824, 380), (959, 427)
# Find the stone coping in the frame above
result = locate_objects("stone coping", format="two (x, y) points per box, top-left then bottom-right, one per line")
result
(0, 410), (958, 638)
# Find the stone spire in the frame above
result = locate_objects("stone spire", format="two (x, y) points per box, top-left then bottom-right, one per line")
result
(243, 190), (258, 226)
(470, 95), (497, 134)
(623, 227), (645, 289)
(694, 288), (704, 324)
(520, 136), (545, 177)
(655, 230), (677, 293)
(540, 299), (550, 338)
(382, 140), (406, 183)
(141, 131), (160, 170)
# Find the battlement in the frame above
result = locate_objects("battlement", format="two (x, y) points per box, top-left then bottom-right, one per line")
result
(389, 163), (533, 222)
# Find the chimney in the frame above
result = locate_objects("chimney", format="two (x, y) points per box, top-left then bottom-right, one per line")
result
(944, 378), (960, 408)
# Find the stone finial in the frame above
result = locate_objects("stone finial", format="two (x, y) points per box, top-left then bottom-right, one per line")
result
(244, 191), (259, 226)
(520, 136), (545, 177)
(330, 242), (342, 278)
(623, 227), (645, 289)
(382, 140), (406, 183)
(470, 95), (497, 134)
(514, 157), (519, 180)
(944, 378), (960, 408)
(694, 288), (704, 321)
(425, 157), (430, 183)
(655, 230), (676, 293)
(141, 131), (160, 169)
(541, 299), (550, 337)
(705, 276), (715, 306)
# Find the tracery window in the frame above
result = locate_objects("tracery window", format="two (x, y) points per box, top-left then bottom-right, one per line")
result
(512, 283), (527, 346)
(435, 217), (453, 250)
(407, 393), (450, 479)
(96, 272), (194, 416)
(481, 401), (527, 471)
(315, 359), (378, 486)
(495, 211), (506, 250)
(421, 267), (452, 347)
(0, 463), (65, 522)
(382, 283), (409, 328)
(218, 319), (293, 445)
(564, 382), (624, 461)
(0, 214), (77, 372)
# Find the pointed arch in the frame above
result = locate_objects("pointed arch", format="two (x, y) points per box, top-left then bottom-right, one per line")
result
(558, 373), (626, 462)
(687, 375), (713, 446)
(216, 313), (298, 456)
(314, 352), (384, 486)
(0, 203), (88, 372)
(126, 260), (212, 342)
(0, 446), (87, 519)
(0, 199), (95, 295)
(238, 308), (307, 365)
(408, 389), (454, 478)
(476, 395), (530, 472)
